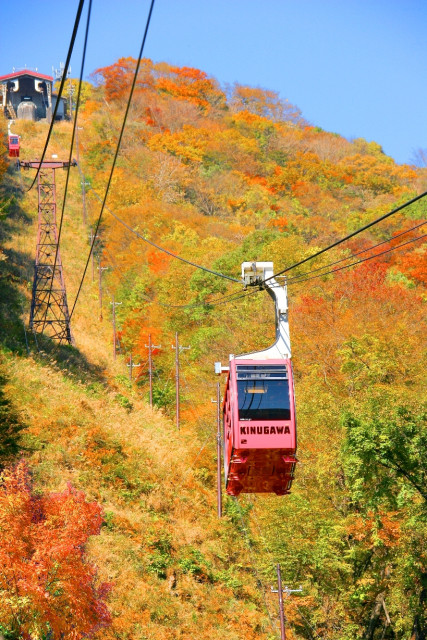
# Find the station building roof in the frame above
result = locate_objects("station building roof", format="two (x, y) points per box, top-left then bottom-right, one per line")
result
(0, 70), (53, 83)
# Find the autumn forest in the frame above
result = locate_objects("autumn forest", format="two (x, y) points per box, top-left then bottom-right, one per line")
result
(0, 56), (426, 640)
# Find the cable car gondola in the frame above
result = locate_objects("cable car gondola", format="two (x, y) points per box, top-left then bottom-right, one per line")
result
(8, 126), (20, 158)
(216, 262), (297, 497)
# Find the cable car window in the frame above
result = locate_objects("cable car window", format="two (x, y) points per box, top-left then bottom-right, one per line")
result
(236, 365), (291, 420)
(10, 137), (18, 144)
(236, 365), (288, 380)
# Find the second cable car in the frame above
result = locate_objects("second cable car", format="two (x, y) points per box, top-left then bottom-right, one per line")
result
(8, 132), (20, 158)
(216, 262), (297, 496)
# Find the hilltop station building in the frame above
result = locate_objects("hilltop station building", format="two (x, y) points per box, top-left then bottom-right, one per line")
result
(0, 69), (67, 122)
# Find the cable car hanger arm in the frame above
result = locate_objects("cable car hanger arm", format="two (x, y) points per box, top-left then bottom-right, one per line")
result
(238, 262), (291, 360)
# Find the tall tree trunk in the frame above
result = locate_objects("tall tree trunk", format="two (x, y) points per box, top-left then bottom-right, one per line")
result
(364, 592), (385, 640)
(411, 572), (427, 640)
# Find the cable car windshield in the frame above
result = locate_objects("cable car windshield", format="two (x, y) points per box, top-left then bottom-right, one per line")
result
(10, 137), (19, 144)
(236, 365), (291, 420)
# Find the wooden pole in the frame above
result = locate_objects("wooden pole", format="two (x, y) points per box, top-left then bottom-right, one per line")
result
(75, 124), (87, 226)
(68, 77), (73, 119)
(272, 569), (302, 638)
(81, 172), (87, 225)
(145, 334), (161, 407)
(216, 381), (222, 518)
(110, 296), (121, 360)
(277, 564), (286, 640)
(98, 258), (103, 321)
(90, 229), (94, 282)
(97, 261), (108, 321)
(75, 120), (80, 165)
(112, 295), (116, 359)
(148, 334), (153, 406)
(171, 334), (190, 430)
(175, 332), (180, 430)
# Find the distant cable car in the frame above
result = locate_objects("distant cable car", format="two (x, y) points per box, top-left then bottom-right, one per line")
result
(8, 135), (20, 157)
(8, 122), (20, 158)
(216, 262), (297, 496)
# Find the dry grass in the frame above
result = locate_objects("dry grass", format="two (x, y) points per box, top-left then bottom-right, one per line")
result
(1, 119), (273, 638)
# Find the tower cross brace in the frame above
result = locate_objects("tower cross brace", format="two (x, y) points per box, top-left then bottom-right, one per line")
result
(22, 160), (76, 345)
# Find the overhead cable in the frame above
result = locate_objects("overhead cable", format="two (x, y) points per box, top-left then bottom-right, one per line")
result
(265, 190), (427, 282)
(95, 212), (246, 309)
(43, 0), (93, 319)
(28, 0), (85, 190)
(286, 220), (426, 284)
(87, 185), (424, 308)
(87, 185), (240, 283)
(164, 288), (259, 310)
(69, 0), (156, 320)
(102, 243), (256, 309)
(287, 233), (426, 287)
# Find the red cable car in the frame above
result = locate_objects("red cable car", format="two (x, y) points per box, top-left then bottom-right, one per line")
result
(8, 133), (20, 158)
(217, 262), (297, 497)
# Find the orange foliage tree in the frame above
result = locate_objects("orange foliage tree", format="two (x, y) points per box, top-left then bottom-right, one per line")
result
(229, 83), (304, 124)
(0, 461), (111, 639)
(93, 56), (154, 101)
(155, 65), (226, 112)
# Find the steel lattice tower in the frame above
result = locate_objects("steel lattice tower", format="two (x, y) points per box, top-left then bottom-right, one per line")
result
(22, 161), (76, 345)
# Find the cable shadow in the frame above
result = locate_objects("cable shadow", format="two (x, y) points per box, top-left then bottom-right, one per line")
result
(0, 168), (32, 353)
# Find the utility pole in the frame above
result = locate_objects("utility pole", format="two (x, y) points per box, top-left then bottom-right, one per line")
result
(97, 260), (108, 321)
(68, 77), (74, 119)
(75, 125), (88, 225)
(89, 229), (99, 282)
(271, 565), (303, 640)
(145, 333), (161, 407)
(110, 296), (122, 360)
(211, 382), (223, 518)
(171, 333), (190, 430)
(127, 352), (141, 382)
(277, 564), (286, 640)
(53, 63), (72, 119)
(74, 119), (80, 164)
(81, 172), (88, 226)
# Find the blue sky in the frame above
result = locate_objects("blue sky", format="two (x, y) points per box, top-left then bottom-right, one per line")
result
(2, 0), (426, 165)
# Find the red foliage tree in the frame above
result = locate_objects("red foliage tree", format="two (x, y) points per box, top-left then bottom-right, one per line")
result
(146, 247), (172, 274)
(0, 461), (111, 639)
(393, 240), (427, 285)
(93, 56), (154, 101)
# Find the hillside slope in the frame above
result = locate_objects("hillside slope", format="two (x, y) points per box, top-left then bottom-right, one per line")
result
(0, 58), (426, 640)
(0, 133), (277, 640)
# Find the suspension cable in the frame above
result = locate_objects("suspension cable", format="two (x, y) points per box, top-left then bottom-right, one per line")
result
(286, 221), (426, 284)
(97, 228), (246, 309)
(206, 289), (259, 307)
(287, 233), (426, 287)
(84, 183), (240, 283)
(92, 181), (425, 296)
(155, 289), (257, 310)
(28, 0), (85, 190)
(69, 0), (156, 320)
(264, 190), (427, 282)
(43, 0), (92, 322)
(102, 242), (257, 310)
(92, 197), (424, 309)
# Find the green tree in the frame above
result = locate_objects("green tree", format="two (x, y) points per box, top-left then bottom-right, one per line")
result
(343, 403), (427, 508)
